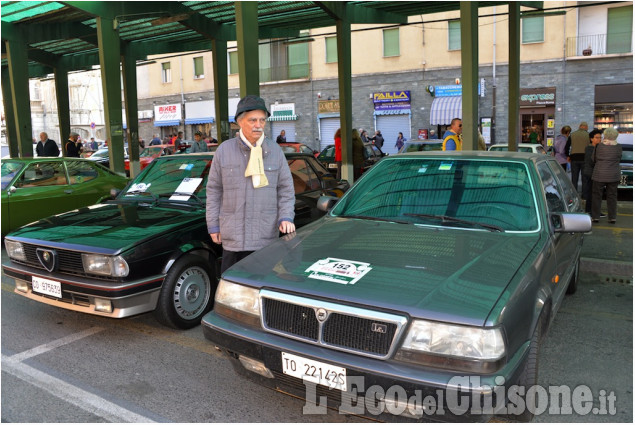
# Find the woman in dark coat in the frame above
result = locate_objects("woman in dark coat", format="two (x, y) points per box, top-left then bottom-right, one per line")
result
(591, 127), (622, 224)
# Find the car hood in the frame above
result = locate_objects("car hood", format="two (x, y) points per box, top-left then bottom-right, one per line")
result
(7, 202), (205, 254)
(225, 217), (541, 326)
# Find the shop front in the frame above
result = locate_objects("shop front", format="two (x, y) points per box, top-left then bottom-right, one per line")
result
(519, 87), (556, 148)
(317, 99), (340, 151)
(154, 103), (182, 139)
(373, 91), (411, 155)
(269, 103), (298, 143)
(429, 85), (463, 139)
(595, 83), (633, 145)
(185, 101), (215, 139)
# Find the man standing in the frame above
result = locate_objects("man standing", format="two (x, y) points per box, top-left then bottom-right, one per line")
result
(190, 130), (208, 152)
(175, 131), (184, 146)
(276, 130), (286, 144)
(149, 134), (161, 146)
(565, 121), (590, 193)
(206, 95), (296, 273)
(368, 130), (384, 149)
(36, 132), (60, 157)
(65, 132), (82, 157)
(442, 118), (463, 151)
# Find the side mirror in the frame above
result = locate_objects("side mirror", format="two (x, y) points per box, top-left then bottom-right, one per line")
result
(552, 213), (592, 233)
(317, 195), (340, 212)
(110, 188), (121, 199)
(9, 185), (17, 194)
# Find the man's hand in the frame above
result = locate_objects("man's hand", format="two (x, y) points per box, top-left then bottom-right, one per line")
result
(210, 233), (221, 244)
(279, 220), (296, 234)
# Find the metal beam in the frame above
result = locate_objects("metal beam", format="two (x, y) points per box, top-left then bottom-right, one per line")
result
(508, 3), (520, 150)
(336, 17), (353, 183)
(460, 2), (478, 151)
(211, 39), (230, 143)
(122, 45), (141, 178)
(96, 16), (126, 175)
(5, 35), (34, 157)
(235, 2), (260, 97)
(27, 48), (60, 68)
(1, 66), (19, 157)
(54, 64), (71, 156)
(317, 1), (407, 23)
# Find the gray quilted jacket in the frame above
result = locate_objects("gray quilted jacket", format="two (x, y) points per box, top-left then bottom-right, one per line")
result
(592, 142), (622, 183)
(206, 137), (295, 252)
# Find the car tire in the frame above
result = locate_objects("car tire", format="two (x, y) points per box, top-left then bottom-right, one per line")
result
(154, 254), (216, 329)
(566, 257), (579, 295)
(502, 320), (542, 422)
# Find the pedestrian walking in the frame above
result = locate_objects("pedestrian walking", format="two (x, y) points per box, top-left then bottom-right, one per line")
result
(36, 132), (60, 157)
(565, 121), (590, 193)
(368, 130), (384, 149)
(583, 129), (603, 214)
(276, 130), (286, 144)
(395, 132), (406, 151)
(591, 127), (622, 224)
(334, 128), (342, 180)
(442, 118), (462, 151)
(206, 95), (295, 274)
(554, 126), (571, 170)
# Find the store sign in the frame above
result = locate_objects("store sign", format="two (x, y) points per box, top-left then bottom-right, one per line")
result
(154, 104), (181, 121)
(433, 85), (482, 97)
(374, 90), (411, 111)
(520, 87), (556, 107)
(270, 103), (296, 116)
(318, 99), (340, 114)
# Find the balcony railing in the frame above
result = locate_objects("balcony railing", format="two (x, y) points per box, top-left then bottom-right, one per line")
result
(567, 33), (632, 57)
(259, 64), (309, 82)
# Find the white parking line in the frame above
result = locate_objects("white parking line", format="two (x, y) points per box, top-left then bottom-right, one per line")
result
(2, 327), (157, 423)
(9, 327), (105, 362)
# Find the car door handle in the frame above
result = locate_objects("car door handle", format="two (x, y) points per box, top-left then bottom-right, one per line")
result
(64, 189), (73, 194)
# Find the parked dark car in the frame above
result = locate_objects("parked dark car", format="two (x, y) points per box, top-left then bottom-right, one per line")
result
(86, 146), (129, 169)
(278, 142), (320, 157)
(201, 151), (591, 421)
(318, 143), (384, 174)
(2, 152), (348, 329)
(619, 143), (633, 189)
(398, 140), (443, 153)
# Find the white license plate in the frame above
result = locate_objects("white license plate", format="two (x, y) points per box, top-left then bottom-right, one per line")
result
(31, 276), (62, 298)
(281, 352), (346, 390)
(328, 163), (338, 169)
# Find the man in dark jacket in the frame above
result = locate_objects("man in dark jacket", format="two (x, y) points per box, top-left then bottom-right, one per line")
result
(65, 132), (82, 157)
(36, 132), (60, 157)
(565, 121), (589, 193)
(368, 130), (384, 149)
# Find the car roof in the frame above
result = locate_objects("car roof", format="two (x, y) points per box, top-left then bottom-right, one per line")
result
(392, 150), (546, 161)
(2, 157), (96, 163)
(489, 143), (543, 148)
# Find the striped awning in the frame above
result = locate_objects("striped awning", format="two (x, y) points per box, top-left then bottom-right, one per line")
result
(154, 120), (181, 127)
(267, 114), (298, 122)
(185, 117), (215, 125)
(429, 96), (462, 125)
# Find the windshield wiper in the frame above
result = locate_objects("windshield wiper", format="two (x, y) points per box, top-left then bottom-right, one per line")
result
(157, 192), (204, 207)
(122, 190), (158, 203)
(403, 213), (504, 232)
(339, 214), (411, 225)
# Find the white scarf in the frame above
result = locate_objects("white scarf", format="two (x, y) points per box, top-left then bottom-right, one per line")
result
(240, 129), (269, 188)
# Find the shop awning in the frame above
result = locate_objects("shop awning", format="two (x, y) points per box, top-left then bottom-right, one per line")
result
(430, 96), (462, 125)
(185, 117), (215, 125)
(268, 114), (298, 121)
(154, 120), (181, 127)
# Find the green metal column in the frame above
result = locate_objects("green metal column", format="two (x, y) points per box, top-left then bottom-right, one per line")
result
(5, 35), (33, 157)
(122, 49), (140, 178)
(508, 3), (521, 151)
(96, 17), (125, 175)
(54, 63), (71, 156)
(1, 66), (19, 158)
(336, 18), (353, 182)
(460, 2), (479, 151)
(235, 2), (260, 97)
(212, 38), (230, 142)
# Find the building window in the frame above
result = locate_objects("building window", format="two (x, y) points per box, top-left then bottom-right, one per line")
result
(521, 16), (544, 44)
(161, 62), (171, 83)
(383, 28), (399, 57)
(448, 20), (461, 51)
(193, 56), (204, 79)
(228, 51), (238, 74)
(326, 36), (337, 63)
(607, 5), (633, 54)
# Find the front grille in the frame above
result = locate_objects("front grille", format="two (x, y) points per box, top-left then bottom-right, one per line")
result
(261, 291), (407, 359)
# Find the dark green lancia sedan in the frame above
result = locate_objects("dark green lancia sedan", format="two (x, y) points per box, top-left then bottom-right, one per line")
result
(201, 151), (592, 422)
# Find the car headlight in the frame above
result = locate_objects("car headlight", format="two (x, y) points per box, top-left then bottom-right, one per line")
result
(214, 279), (260, 326)
(395, 320), (505, 373)
(81, 254), (129, 277)
(5, 240), (26, 261)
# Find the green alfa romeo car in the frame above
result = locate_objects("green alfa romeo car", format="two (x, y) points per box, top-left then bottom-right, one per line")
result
(1, 157), (128, 235)
(202, 151), (592, 421)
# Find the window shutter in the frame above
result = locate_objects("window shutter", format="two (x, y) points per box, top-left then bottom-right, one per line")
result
(522, 16), (544, 43)
(383, 28), (400, 57)
(326, 37), (337, 63)
(194, 57), (204, 77)
(228, 51), (238, 74)
(448, 21), (461, 51)
(288, 43), (309, 79)
(607, 6), (633, 54)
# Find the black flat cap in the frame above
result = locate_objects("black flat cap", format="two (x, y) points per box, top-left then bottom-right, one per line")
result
(235, 95), (270, 120)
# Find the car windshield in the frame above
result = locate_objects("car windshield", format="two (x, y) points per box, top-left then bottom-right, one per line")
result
(331, 158), (539, 232)
(621, 146), (633, 163)
(91, 148), (109, 158)
(280, 146), (298, 153)
(399, 141), (443, 153)
(140, 147), (164, 158)
(1, 161), (24, 189)
(119, 156), (212, 204)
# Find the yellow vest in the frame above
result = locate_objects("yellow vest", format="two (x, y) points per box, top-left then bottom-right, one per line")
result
(442, 134), (462, 151)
